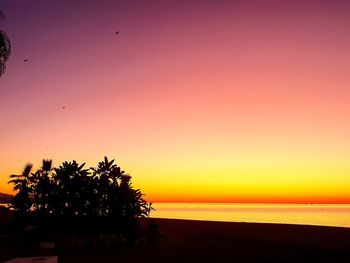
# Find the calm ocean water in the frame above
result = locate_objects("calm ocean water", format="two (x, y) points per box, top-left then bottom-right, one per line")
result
(150, 203), (350, 228)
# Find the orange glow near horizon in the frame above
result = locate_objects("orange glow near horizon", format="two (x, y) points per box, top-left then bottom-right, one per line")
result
(1, 1), (350, 203)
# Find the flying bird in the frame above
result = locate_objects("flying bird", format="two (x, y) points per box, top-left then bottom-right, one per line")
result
(62, 106), (66, 109)
(24, 59), (28, 62)
(115, 31), (120, 35)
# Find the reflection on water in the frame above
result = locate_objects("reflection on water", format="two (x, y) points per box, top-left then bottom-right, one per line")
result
(151, 203), (350, 228)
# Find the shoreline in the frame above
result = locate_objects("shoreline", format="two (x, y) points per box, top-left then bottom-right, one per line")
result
(147, 217), (350, 247)
(150, 202), (350, 228)
(150, 215), (350, 229)
(149, 216), (350, 230)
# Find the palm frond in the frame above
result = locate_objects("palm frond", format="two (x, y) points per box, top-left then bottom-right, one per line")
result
(9, 174), (21, 178)
(8, 179), (22, 185)
(23, 163), (33, 177)
(42, 159), (52, 171)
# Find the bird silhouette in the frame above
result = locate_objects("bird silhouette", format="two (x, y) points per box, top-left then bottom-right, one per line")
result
(24, 59), (28, 62)
(115, 31), (120, 35)
(62, 106), (66, 109)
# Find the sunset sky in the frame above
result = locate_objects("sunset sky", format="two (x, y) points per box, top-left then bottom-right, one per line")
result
(1, 0), (350, 203)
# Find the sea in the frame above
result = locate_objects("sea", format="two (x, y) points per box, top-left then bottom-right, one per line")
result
(3, 202), (350, 228)
(150, 203), (350, 228)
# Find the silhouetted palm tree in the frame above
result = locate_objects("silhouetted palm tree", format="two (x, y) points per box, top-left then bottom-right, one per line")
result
(8, 163), (33, 214)
(91, 156), (122, 216)
(53, 160), (91, 216)
(30, 159), (54, 214)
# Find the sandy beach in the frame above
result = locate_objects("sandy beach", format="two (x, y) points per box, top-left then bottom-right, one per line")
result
(2, 217), (350, 262)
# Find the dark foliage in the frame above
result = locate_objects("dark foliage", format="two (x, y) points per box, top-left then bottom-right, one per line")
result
(8, 157), (152, 235)
(0, 10), (11, 76)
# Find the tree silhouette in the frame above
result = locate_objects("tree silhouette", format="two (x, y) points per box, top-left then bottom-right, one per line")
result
(0, 10), (11, 76)
(8, 163), (33, 214)
(8, 157), (152, 235)
(90, 157), (152, 220)
(30, 159), (54, 214)
(54, 160), (93, 216)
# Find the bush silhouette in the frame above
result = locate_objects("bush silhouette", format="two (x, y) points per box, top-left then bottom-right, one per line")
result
(8, 157), (152, 236)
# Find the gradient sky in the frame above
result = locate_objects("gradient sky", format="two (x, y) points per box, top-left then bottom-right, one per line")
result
(1, 0), (350, 203)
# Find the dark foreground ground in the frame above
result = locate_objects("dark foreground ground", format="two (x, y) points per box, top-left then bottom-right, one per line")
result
(2, 217), (350, 263)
